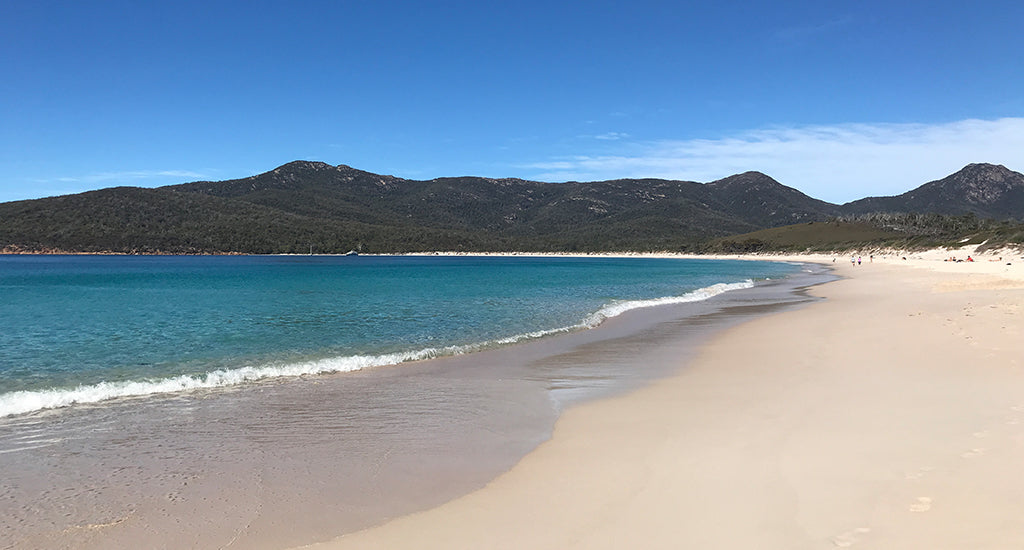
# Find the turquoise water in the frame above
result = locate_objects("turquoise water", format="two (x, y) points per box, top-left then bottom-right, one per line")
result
(0, 255), (798, 417)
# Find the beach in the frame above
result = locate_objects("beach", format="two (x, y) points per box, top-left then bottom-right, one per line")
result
(297, 249), (1024, 549)
(5, 250), (1024, 549)
(0, 256), (822, 549)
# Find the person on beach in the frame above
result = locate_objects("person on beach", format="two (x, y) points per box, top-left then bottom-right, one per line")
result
(857, 256), (862, 265)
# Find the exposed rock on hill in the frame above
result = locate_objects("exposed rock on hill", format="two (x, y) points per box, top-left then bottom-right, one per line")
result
(843, 163), (1024, 220)
(1, 161), (1021, 253)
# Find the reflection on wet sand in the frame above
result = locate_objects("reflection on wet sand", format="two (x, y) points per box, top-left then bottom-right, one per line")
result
(0, 266), (831, 549)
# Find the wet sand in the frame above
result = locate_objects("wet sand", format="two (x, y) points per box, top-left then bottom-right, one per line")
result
(0, 263), (829, 549)
(298, 250), (1024, 549)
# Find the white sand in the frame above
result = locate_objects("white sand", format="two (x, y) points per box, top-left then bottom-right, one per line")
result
(295, 246), (1024, 549)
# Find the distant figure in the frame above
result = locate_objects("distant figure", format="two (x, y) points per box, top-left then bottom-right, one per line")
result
(851, 256), (856, 265)
(857, 256), (862, 265)
(967, 256), (974, 262)
(869, 255), (874, 263)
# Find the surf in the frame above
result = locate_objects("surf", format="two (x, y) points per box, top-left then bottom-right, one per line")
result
(0, 278), (760, 417)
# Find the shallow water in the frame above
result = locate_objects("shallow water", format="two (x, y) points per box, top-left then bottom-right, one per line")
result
(0, 255), (797, 417)
(0, 258), (833, 549)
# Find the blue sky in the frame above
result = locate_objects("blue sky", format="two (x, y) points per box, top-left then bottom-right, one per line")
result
(2, 0), (1023, 204)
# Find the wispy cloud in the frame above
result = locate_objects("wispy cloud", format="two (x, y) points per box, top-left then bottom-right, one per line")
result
(49, 169), (208, 184)
(5, 169), (213, 201)
(592, 132), (630, 141)
(773, 16), (855, 45)
(524, 118), (1024, 203)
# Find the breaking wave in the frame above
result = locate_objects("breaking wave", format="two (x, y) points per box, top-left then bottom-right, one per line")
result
(0, 279), (754, 418)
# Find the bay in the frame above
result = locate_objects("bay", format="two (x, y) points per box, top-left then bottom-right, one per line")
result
(0, 254), (831, 549)
(0, 255), (798, 417)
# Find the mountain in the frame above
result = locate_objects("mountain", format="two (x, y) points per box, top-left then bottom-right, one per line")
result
(703, 171), (840, 226)
(165, 162), (841, 250)
(842, 163), (1024, 220)
(0, 161), (1021, 254)
(0, 177), (508, 254)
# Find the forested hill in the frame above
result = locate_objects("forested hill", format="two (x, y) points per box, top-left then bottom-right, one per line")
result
(168, 161), (844, 234)
(1, 161), (1021, 254)
(842, 163), (1024, 219)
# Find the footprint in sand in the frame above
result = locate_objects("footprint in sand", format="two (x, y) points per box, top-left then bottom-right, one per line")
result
(972, 430), (990, 438)
(961, 448), (986, 458)
(909, 497), (932, 513)
(832, 527), (870, 547)
(904, 466), (933, 481)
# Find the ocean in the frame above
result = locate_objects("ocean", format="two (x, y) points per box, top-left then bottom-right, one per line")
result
(0, 254), (828, 549)
(0, 254), (799, 418)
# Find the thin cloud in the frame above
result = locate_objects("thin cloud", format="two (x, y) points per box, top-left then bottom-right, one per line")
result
(49, 170), (208, 184)
(574, 132), (631, 141)
(773, 16), (855, 45)
(8, 169), (212, 201)
(524, 118), (1024, 203)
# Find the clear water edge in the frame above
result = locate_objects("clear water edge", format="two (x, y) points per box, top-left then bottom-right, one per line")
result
(0, 255), (801, 418)
(0, 256), (835, 550)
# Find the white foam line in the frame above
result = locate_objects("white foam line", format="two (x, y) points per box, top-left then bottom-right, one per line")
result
(583, 280), (754, 326)
(0, 444), (55, 454)
(0, 279), (756, 418)
(0, 348), (457, 418)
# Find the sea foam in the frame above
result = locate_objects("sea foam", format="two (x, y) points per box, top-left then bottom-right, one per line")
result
(0, 279), (753, 418)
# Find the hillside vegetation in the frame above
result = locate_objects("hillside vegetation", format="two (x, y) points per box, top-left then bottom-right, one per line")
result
(704, 213), (1024, 254)
(2, 161), (1023, 254)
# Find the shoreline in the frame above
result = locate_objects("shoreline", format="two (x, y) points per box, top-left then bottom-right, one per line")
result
(0, 257), (826, 549)
(4, 243), (1021, 259)
(6, 247), (1023, 548)
(0, 256), (795, 420)
(295, 247), (1024, 549)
